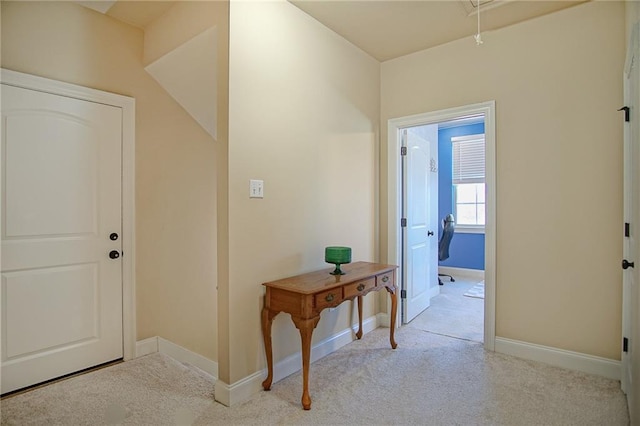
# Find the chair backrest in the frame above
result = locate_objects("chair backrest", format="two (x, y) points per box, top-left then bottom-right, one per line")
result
(438, 214), (455, 262)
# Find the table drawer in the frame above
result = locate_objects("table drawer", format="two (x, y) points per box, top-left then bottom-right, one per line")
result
(376, 271), (394, 287)
(315, 288), (343, 309)
(344, 278), (375, 298)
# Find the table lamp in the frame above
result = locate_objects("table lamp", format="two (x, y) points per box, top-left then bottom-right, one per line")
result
(324, 246), (351, 275)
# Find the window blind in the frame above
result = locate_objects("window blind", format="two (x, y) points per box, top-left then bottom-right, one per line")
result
(452, 134), (485, 184)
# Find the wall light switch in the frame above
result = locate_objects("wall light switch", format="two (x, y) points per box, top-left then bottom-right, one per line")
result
(250, 179), (264, 198)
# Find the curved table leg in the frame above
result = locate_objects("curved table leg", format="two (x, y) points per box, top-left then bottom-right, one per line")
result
(292, 316), (320, 410)
(261, 306), (277, 390)
(356, 295), (363, 339)
(386, 286), (398, 349)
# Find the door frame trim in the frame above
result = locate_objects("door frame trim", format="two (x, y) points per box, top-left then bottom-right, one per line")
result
(387, 101), (496, 350)
(1, 68), (137, 361)
(621, 21), (639, 402)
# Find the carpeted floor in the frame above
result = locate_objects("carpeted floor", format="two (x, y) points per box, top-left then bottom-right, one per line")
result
(1, 325), (629, 425)
(407, 277), (484, 343)
(464, 281), (485, 299)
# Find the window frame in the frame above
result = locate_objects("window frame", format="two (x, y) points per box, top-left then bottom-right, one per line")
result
(451, 134), (486, 234)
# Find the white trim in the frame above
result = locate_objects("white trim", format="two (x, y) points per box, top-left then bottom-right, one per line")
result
(0, 68), (137, 362)
(272, 316), (378, 384)
(438, 266), (484, 281)
(1, 69), (134, 108)
(214, 372), (262, 407)
(136, 337), (159, 358)
(495, 337), (621, 381)
(376, 312), (390, 328)
(482, 103), (496, 351)
(455, 225), (485, 234)
(157, 338), (218, 377)
(215, 315), (379, 406)
(451, 133), (484, 143)
(121, 90), (136, 362)
(387, 101), (496, 351)
(135, 336), (217, 377)
(429, 284), (441, 299)
(438, 114), (484, 129)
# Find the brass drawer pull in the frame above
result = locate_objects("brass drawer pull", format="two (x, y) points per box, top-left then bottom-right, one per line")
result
(382, 275), (389, 283)
(325, 293), (335, 302)
(357, 283), (365, 291)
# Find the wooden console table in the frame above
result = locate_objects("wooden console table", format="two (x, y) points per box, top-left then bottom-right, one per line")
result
(261, 261), (398, 410)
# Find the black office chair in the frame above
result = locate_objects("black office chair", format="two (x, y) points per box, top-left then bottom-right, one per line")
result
(438, 214), (455, 286)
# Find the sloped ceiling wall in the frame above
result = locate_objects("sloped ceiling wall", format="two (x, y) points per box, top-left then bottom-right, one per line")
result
(145, 28), (218, 140)
(76, 0), (218, 140)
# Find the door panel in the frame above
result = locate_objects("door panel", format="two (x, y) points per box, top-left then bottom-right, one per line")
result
(4, 113), (98, 237)
(1, 84), (123, 394)
(403, 125), (438, 323)
(4, 264), (99, 358)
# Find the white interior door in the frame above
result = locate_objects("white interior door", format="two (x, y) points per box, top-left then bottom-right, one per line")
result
(1, 84), (123, 394)
(402, 125), (438, 323)
(622, 22), (640, 419)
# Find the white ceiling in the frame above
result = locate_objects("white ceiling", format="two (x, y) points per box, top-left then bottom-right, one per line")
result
(78, 0), (177, 29)
(290, 0), (587, 61)
(78, 0), (587, 61)
(73, 0), (588, 141)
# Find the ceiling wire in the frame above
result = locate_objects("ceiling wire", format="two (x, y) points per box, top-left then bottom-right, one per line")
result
(474, 1), (484, 45)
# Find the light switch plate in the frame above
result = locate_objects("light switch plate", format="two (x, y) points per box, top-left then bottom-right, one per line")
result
(250, 179), (264, 198)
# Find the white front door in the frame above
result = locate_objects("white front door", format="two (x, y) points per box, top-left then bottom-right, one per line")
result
(622, 22), (640, 418)
(1, 84), (123, 394)
(402, 125), (438, 323)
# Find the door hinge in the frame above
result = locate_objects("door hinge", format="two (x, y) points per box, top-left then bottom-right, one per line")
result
(625, 222), (630, 238)
(619, 106), (630, 122)
(401, 218), (407, 227)
(400, 289), (407, 299)
(401, 146), (407, 156)
(623, 337), (629, 353)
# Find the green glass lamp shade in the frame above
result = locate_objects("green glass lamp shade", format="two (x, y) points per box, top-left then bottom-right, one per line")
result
(325, 246), (352, 275)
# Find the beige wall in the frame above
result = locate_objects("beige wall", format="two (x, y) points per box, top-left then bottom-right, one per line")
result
(381, 1), (625, 359)
(1, 1), (222, 360)
(3, 0), (626, 390)
(221, 0), (380, 383)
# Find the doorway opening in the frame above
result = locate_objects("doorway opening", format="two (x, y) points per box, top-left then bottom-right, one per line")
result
(387, 101), (496, 351)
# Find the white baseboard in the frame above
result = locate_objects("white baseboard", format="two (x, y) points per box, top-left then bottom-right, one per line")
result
(157, 338), (218, 378)
(438, 266), (484, 281)
(215, 370), (263, 407)
(215, 315), (380, 407)
(376, 312), (390, 328)
(495, 337), (621, 381)
(135, 336), (159, 357)
(273, 316), (379, 384)
(135, 336), (217, 378)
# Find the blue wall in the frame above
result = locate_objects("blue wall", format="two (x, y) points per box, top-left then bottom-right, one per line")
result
(438, 123), (485, 271)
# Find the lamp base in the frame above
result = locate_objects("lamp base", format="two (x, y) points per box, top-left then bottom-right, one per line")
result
(329, 264), (345, 275)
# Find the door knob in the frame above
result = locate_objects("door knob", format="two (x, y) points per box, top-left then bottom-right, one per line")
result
(427, 231), (434, 237)
(109, 250), (120, 260)
(622, 259), (634, 269)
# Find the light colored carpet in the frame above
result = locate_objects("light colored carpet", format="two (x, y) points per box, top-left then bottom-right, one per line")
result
(464, 281), (485, 299)
(408, 278), (484, 343)
(1, 327), (629, 425)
